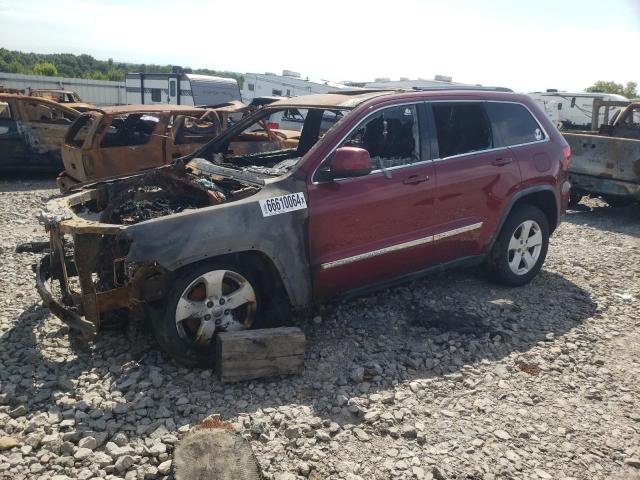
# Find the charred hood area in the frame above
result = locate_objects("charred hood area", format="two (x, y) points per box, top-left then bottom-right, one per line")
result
(71, 163), (262, 226)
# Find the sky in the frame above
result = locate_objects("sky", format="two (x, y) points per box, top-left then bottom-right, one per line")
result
(0, 0), (639, 93)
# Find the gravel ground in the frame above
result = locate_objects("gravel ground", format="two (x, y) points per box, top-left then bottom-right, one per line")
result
(0, 178), (639, 480)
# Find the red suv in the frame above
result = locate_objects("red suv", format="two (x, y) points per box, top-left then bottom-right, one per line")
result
(38, 88), (572, 367)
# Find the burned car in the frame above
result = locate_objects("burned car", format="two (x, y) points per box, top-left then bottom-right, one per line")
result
(29, 89), (96, 112)
(37, 89), (570, 367)
(57, 103), (297, 191)
(0, 94), (79, 173)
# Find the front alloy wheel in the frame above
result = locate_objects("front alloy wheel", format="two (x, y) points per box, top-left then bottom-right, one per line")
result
(175, 270), (257, 345)
(153, 262), (261, 368)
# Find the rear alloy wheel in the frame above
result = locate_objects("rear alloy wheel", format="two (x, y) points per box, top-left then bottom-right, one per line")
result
(154, 263), (260, 368)
(488, 205), (549, 286)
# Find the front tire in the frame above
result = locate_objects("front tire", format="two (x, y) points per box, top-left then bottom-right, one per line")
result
(488, 205), (549, 286)
(153, 261), (262, 368)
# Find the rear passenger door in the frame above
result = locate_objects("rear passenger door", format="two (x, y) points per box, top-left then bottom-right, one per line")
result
(428, 101), (521, 263)
(485, 101), (550, 186)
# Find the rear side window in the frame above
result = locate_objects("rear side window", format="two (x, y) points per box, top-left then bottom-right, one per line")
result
(0, 102), (11, 119)
(486, 102), (545, 146)
(66, 115), (95, 147)
(100, 113), (160, 148)
(432, 103), (492, 158)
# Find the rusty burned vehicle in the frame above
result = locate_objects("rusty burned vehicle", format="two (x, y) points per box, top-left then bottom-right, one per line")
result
(0, 94), (79, 173)
(29, 89), (96, 112)
(564, 99), (640, 207)
(57, 102), (300, 191)
(37, 89), (570, 367)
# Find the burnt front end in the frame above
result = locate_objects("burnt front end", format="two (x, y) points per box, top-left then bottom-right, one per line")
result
(36, 164), (264, 336)
(36, 194), (151, 336)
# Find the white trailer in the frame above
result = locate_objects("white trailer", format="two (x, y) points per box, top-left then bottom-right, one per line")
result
(528, 91), (630, 130)
(126, 72), (241, 106)
(241, 70), (351, 103)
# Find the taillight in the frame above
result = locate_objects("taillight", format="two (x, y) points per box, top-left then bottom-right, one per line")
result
(561, 145), (571, 170)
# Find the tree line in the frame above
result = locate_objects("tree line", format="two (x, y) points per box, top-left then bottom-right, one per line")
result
(0, 48), (244, 86)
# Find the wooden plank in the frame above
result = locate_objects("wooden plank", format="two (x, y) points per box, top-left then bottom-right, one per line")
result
(216, 327), (305, 383)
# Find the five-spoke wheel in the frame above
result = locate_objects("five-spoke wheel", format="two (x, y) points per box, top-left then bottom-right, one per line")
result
(488, 205), (549, 286)
(153, 262), (261, 368)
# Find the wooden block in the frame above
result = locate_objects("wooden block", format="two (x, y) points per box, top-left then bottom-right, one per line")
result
(216, 327), (305, 383)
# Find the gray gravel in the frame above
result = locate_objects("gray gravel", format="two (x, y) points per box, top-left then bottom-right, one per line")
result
(0, 178), (639, 480)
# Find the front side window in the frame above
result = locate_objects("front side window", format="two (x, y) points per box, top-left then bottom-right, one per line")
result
(432, 103), (492, 158)
(151, 88), (161, 102)
(486, 102), (545, 146)
(341, 104), (420, 170)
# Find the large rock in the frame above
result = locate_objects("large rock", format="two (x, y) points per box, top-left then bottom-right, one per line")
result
(173, 429), (263, 480)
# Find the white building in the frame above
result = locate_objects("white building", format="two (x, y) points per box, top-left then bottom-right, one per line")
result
(241, 70), (353, 102)
(0, 72), (125, 106)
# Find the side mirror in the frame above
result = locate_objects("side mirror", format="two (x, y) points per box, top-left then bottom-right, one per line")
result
(328, 146), (372, 179)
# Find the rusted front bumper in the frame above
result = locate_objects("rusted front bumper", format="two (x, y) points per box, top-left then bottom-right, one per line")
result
(36, 251), (98, 336)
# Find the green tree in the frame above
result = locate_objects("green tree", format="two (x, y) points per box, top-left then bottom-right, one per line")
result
(7, 60), (25, 73)
(106, 68), (124, 81)
(586, 80), (638, 99)
(31, 62), (58, 76)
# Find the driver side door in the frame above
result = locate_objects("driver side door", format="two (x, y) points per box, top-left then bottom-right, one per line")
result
(307, 103), (439, 298)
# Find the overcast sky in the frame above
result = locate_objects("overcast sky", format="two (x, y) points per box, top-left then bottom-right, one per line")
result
(1, 0), (639, 93)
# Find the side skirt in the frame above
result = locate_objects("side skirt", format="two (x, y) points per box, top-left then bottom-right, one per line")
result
(339, 254), (487, 302)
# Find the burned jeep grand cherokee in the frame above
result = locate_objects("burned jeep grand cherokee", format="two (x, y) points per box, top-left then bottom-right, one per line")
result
(38, 89), (570, 367)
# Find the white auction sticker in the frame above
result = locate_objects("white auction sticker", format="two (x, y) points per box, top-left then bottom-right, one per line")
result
(259, 192), (307, 217)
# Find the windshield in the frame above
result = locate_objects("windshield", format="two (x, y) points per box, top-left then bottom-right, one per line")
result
(192, 106), (348, 178)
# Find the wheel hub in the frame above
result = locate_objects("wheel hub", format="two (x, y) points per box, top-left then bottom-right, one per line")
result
(174, 269), (257, 345)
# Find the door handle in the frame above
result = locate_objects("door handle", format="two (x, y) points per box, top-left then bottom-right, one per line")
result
(403, 174), (430, 185)
(492, 157), (513, 166)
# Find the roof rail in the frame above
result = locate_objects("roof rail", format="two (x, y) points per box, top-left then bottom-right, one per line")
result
(411, 85), (513, 92)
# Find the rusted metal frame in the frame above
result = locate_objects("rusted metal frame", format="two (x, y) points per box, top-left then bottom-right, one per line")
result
(591, 99), (633, 131)
(72, 233), (103, 332)
(49, 226), (73, 306)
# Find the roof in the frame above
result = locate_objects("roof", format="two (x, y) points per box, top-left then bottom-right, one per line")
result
(96, 104), (208, 115)
(0, 93), (81, 114)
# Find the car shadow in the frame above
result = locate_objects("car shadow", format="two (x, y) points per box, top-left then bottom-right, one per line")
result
(1, 267), (596, 442)
(564, 201), (640, 238)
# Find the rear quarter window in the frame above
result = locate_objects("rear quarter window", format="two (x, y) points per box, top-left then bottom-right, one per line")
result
(66, 115), (95, 147)
(485, 102), (545, 147)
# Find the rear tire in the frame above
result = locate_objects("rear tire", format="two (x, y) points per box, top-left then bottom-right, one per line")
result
(153, 261), (263, 368)
(602, 195), (635, 208)
(487, 205), (549, 287)
(568, 189), (584, 208)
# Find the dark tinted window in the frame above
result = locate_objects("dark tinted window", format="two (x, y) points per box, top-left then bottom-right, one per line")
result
(432, 103), (492, 158)
(486, 102), (545, 146)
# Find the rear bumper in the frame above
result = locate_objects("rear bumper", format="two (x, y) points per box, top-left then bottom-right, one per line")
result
(570, 173), (640, 200)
